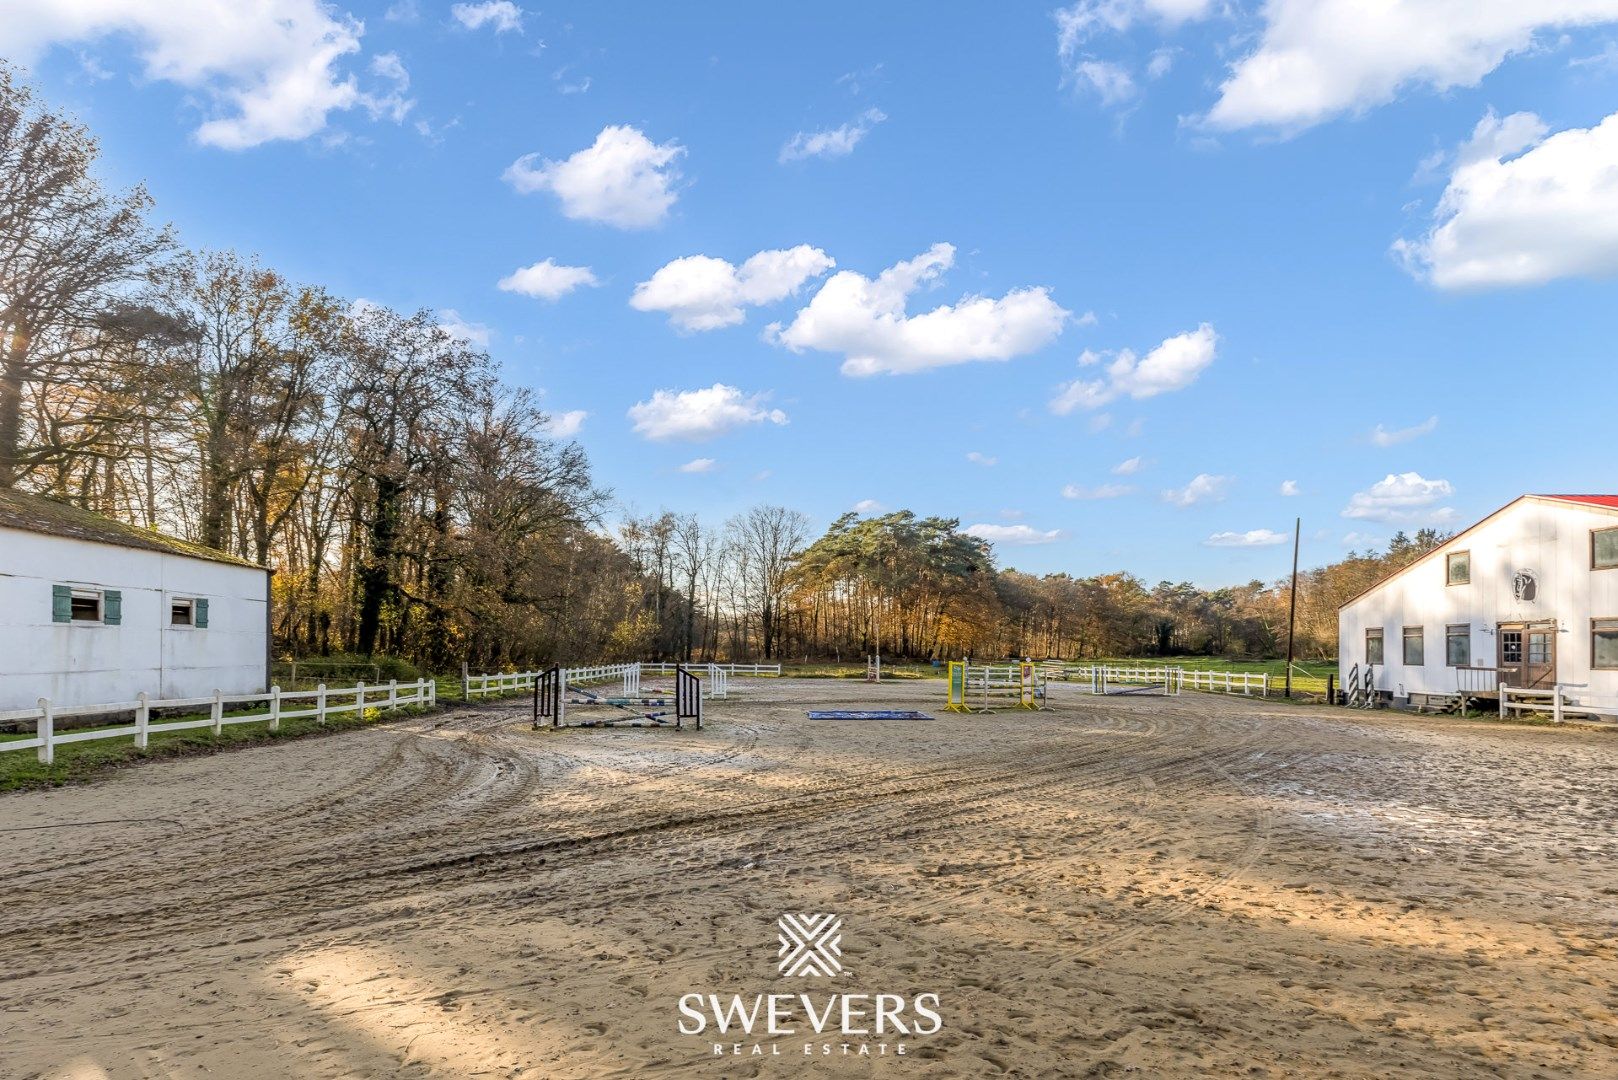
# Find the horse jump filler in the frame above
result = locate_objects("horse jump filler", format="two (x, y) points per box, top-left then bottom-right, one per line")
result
(945, 660), (1046, 713)
(533, 663), (703, 729)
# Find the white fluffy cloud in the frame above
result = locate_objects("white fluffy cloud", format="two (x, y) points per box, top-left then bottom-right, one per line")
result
(504, 125), (684, 229)
(1342, 472), (1455, 523)
(1162, 473), (1229, 507)
(631, 246), (834, 331)
(1279, 480), (1301, 496)
(966, 451), (998, 467)
(1206, 1), (1618, 132)
(451, 1), (523, 33)
(678, 457), (716, 474)
(1050, 323), (1217, 414)
(1394, 109), (1618, 288)
(545, 409), (587, 438)
(852, 498), (885, 513)
(437, 309), (491, 347)
(1371, 415), (1439, 446)
(780, 108), (886, 162)
(767, 243), (1069, 376)
(498, 259), (599, 301)
(1205, 529), (1288, 548)
(1062, 483), (1133, 499)
(1112, 456), (1145, 475)
(626, 384), (788, 442)
(964, 523), (1064, 546)
(0, 0), (414, 149)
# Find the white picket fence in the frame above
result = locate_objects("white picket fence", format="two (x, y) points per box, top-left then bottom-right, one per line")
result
(0, 679), (436, 765)
(464, 661), (732, 701)
(1044, 662), (1268, 697)
(1180, 669), (1270, 697)
(463, 669), (546, 698)
(1500, 682), (1618, 723)
(639, 662), (781, 677)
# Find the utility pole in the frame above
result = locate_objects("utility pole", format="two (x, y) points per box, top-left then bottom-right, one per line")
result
(1284, 516), (1301, 698)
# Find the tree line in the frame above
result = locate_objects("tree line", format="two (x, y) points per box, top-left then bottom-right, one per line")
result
(1, 65), (1443, 672)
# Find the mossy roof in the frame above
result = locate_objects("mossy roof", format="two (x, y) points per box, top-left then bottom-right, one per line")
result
(0, 489), (267, 571)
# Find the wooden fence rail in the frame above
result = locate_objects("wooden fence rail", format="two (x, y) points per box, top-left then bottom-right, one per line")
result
(0, 679), (436, 765)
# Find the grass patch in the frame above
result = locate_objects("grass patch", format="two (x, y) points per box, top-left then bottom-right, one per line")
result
(0, 702), (439, 793)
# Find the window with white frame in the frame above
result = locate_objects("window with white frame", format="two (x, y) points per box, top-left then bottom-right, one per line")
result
(1365, 628), (1384, 665)
(168, 596), (209, 629)
(53, 584), (121, 625)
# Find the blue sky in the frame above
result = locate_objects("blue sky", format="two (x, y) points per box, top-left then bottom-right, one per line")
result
(8, 1), (1618, 585)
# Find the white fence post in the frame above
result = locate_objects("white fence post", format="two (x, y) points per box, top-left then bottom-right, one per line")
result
(428, 679), (437, 707)
(268, 685), (282, 732)
(316, 682), (328, 723)
(388, 679), (398, 709)
(1261, 673), (1269, 698)
(356, 681), (367, 717)
(1553, 685), (1564, 724)
(37, 697), (53, 765)
(211, 689), (224, 735)
(135, 691), (150, 749)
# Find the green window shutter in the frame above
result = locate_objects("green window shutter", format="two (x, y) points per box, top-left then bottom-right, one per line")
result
(52, 585), (72, 623)
(103, 589), (122, 625)
(195, 598), (209, 628)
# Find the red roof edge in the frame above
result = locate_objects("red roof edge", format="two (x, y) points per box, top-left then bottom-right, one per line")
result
(1537, 494), (1618, 510)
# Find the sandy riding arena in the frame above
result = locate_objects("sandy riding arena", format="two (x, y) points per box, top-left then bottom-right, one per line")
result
(2, 679), (1616, 1078)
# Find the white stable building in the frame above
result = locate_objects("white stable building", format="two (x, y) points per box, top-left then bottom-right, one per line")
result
(0, 490), (271, 711)
(1338, 494), (1618, 712)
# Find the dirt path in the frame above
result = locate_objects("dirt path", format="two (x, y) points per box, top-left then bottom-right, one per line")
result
(1, 680), (1615, 1078)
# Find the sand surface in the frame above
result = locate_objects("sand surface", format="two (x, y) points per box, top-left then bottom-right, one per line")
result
(2, 678), (1616, 1078)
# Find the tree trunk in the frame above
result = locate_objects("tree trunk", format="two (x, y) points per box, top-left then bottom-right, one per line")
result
(356, 477), (403, 656)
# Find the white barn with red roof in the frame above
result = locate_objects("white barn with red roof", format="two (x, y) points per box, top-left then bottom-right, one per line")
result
(1338, 495), (1618, 715)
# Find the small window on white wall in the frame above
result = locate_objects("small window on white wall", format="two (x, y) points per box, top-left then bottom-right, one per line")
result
(1366, 628), (1384, 665)
(1403, 626), (1425, 666)
(169, 597), (210, 628)
(1446, 625), (1470, 667)
(53, 584), (120, 624)
(1594, 620), (1618, 670)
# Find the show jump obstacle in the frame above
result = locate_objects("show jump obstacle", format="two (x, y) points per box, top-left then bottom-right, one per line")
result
(533, 662), (703, 729)
(1042, 663), (1186, 696)
(945, 660), (1046, 713)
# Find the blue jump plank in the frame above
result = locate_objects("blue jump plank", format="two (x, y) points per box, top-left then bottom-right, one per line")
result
(805, 710), (935, 720)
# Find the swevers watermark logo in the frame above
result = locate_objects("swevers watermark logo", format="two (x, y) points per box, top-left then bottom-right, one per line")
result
(676, 915), (943, 1060)
(778, 913), (842, 977)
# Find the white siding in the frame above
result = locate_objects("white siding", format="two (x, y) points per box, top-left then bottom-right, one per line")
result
(1338, 498), (1618, 702)
(0, 526), (268, 709)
